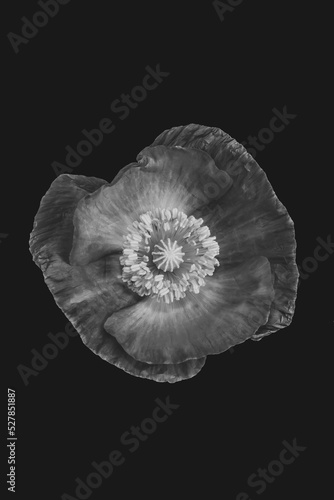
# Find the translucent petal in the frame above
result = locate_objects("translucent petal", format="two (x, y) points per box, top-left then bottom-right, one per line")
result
(29, 174), (108, 269)
(29, 173), (206, 382)
(104, 256), (274, 364)
(151, 124), (299, 338)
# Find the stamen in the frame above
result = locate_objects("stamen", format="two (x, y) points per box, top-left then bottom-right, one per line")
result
(120, 208), (220, 303)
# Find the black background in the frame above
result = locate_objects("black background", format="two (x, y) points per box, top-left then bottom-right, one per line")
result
(2, 1), (332, 499)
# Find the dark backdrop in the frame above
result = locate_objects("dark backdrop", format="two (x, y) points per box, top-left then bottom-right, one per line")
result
(2, 1), (332, 499)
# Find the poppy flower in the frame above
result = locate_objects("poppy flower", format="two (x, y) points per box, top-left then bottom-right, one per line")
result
(29, 124), (299, 382)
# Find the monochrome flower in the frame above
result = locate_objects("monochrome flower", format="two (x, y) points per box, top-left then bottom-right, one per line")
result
(29, 124), (299, 382)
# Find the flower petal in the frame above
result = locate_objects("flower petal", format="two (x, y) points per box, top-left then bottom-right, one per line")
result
(29, 174), (108, 270)
(30, 173), (206, 382)
(37, 256), (206, 382)
(69, 146), (232, 266)
(104, 256), (274, 364)
(209, 208), (298, 337)
(151, 124), (299, 338)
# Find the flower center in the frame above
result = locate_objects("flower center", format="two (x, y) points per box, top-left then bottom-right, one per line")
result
(120, 208), (220, 304)
(152, 238), (185, 272)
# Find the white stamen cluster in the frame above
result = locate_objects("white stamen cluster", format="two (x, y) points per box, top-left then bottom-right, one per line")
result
(120, 208), (220, 304)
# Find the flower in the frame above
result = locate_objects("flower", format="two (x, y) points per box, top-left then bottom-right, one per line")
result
(29, 124), (299, 383)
